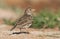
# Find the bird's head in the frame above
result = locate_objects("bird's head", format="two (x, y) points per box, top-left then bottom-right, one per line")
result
(25, 7), (35, 16)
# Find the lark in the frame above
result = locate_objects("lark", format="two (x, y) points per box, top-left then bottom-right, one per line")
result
(10, 7), (34, 33)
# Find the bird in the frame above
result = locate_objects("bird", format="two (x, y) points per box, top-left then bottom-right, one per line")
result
(10, 7), (34, 33)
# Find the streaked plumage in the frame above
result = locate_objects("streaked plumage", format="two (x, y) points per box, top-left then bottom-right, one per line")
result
(10, 7), (33, 32)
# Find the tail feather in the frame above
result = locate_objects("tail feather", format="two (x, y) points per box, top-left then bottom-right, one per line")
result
(10, 24), (17, 31)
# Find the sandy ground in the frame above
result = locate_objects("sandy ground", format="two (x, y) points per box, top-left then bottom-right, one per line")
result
(0, 24), (60, 39)
(0, 24), (41, 39)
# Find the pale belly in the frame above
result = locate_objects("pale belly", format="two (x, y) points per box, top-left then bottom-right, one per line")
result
(16, 23), (32, 28)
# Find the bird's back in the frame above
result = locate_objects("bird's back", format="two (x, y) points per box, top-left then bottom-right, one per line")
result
(15, 13), (33, 28)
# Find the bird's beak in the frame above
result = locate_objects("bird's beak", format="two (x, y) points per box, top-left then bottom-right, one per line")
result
(31, 9), (35, 12)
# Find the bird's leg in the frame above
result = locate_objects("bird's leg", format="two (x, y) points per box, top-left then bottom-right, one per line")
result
(20, 28), (29, 34)
(25, 28), (29, 34)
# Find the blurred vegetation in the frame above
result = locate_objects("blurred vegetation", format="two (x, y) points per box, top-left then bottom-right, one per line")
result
(0, 0), (60, 29)
(0, 0), (59, 29)
(32, 9), (60, 29)
(3, 8), (60, 29)
(3, 19), (16, 26)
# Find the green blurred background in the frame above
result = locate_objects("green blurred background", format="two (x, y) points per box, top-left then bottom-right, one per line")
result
(0, 0), (60, 29)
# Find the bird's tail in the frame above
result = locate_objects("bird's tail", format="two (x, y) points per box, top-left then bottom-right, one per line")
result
(10, 24), (17, 31)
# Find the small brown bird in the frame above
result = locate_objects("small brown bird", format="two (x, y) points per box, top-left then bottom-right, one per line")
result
(10, 7), (34, 33)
